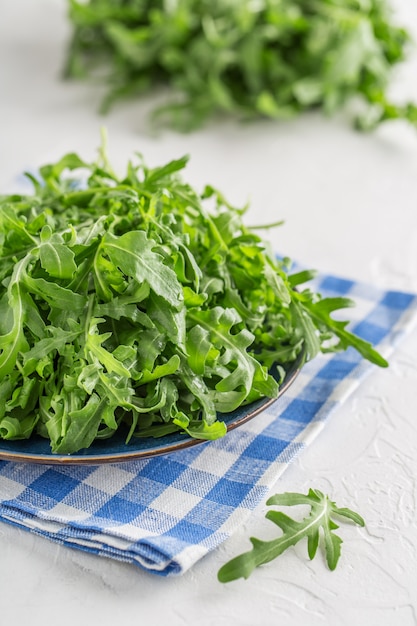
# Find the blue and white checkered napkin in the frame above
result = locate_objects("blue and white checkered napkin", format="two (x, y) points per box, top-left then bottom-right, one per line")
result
(0, 274), (416, 576)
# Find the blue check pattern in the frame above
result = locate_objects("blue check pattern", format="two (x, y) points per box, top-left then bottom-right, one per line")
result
(0, 273), (416, 576)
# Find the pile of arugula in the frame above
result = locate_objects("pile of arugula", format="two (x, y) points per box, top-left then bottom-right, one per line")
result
(0, 146), (386, 454)
(65, 0), (417, 131)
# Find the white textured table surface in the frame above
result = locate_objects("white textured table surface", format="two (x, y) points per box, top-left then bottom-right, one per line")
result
(1, 1), (417, 624)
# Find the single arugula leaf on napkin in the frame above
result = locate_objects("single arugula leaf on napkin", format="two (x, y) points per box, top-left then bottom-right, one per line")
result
(218, 489), (365, 582)
(0, 139), (387, 454)
(64, 0), (416, 132)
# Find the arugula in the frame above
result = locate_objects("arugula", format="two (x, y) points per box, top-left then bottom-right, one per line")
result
(64, 0), (416, 132)
(0, 143), (387, 454)
(218, 489), (365, 582)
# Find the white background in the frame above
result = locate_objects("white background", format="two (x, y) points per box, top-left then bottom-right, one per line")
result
(1, 1), (417, 624)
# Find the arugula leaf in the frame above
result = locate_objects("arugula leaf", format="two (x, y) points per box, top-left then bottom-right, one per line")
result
(22, 327), (82, 376)
(85, 318), (131, 378)
(299, 296), (389, 367)
(0, 143), (387, 454)
(38, 228), (78, 280)
(51, 394), (112, 454)
(218, 489), (365, 582)
(0, 260), (30, 377)
(64, 0), (416, 132)
(102, 231), (183, 308)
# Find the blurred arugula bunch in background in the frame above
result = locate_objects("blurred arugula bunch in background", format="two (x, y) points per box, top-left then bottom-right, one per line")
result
(65, 0), (416, 131)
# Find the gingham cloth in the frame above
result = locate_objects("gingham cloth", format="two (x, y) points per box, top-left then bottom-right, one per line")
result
(0, 273), (416, 576)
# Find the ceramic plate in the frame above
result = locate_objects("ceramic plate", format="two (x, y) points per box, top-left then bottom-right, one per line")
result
(0, 356), (303, 465)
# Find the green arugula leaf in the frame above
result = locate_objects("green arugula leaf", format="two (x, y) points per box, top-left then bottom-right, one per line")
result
(188, 306), (258, 411)
(38, 240), (77, 280)
(175, 418), (227, 441)
(218, 489), (365, 582)
(290, 299), (322, 361)
(85, 318), (131, 378)
(146, 156), (190, 185)
(23, 275), (87, 313)
(102, 231), (183, 308)
(300, 296), (389, 367)
(186, 325), (220, 376)
(22, 327), (82, 376)
(51, 393), (112, 454)
(0, 260), (30, 377)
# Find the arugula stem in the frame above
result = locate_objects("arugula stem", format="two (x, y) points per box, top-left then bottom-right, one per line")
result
(248, 220), (285, 230)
